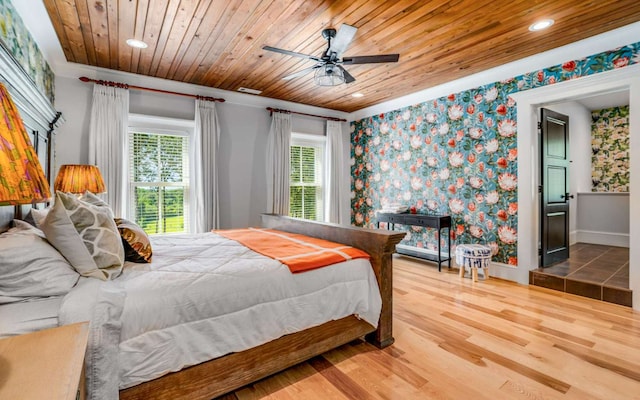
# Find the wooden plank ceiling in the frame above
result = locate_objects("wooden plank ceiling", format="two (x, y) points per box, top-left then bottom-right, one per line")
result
(43, 0), (640, 113)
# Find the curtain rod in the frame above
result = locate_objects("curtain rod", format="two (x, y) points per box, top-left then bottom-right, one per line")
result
(78, 77), (225, 102)
(266, 107), (346, 122)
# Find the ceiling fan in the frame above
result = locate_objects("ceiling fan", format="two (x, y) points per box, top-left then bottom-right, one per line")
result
(262, 24), (400, 86)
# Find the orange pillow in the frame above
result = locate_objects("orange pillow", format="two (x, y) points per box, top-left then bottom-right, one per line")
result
(114, 218), (152, 263)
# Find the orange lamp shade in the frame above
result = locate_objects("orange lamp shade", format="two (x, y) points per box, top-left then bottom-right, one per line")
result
(54, 164), (106, 194)
(0, 83), (51, 205)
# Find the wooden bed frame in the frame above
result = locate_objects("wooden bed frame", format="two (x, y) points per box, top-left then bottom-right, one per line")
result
(119, 214), (405, 400)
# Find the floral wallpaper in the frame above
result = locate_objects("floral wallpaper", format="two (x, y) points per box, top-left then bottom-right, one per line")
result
(0, 0), (55, 103)
(351, 41), (640, 265)
(591, 106), (630, 192)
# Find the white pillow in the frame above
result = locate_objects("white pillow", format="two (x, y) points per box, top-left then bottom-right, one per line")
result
(0, 221), (79, 304)
(40, 191), (124, 280)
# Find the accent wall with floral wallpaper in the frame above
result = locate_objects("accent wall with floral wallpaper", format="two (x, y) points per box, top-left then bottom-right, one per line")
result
(351, 41), (640, 265)
(591, 106), (630, 192)
(0, 0), (55, 103)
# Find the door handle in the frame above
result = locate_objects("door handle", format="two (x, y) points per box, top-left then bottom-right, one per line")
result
(561, 193), (574, 199)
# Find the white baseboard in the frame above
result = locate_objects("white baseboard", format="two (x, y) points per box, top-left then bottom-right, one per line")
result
(395, 244), (522, 282)
(576, 230), (629, 247)
(570, 230), (578, 246)
(484, 261), (521, 282)
(395, 244), (440, 257)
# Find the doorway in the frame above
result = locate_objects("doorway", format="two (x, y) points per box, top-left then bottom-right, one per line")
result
(533, 96), (630, 304)
(509, 63), (640, 311)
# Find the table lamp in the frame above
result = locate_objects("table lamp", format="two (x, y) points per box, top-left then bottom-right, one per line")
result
(54, 164), (106, 195)
(0, 83), (51, 206)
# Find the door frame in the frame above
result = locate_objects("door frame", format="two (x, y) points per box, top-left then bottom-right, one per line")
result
(510, 63), (640, 310)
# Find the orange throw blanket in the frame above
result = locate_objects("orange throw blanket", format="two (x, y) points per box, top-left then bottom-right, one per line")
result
(215, 228), (370, 273)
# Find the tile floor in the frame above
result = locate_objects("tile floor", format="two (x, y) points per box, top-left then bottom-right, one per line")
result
(530, 243), (631, 307)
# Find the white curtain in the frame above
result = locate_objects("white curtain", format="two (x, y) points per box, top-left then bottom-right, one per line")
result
(193, 99), (220, 232)
(326, 120), (344, 224)
(88, 84), (129, 217)
(266, 112), (291, 215)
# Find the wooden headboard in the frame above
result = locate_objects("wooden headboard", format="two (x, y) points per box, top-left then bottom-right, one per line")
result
(0, 42), (63, 231)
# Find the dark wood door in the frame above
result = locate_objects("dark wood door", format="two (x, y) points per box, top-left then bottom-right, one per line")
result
(540, 108), (571, 267)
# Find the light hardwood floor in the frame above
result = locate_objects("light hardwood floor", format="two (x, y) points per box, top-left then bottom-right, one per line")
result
(220, 255), (640, 400)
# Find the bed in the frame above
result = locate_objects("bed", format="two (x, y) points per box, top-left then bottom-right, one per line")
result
(1, 211), (404, 399)
(0, 116), (404, 399)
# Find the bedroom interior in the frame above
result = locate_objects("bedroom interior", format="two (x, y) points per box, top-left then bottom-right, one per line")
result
(1, 0), (640, 399)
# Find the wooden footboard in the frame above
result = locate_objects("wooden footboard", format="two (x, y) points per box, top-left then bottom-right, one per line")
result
(120, 215), (404, 400)
(260, 214), (405, 347)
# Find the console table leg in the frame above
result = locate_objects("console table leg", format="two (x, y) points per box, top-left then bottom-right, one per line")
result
(437, 228), (442, 272)
(447, 227), (451, 268)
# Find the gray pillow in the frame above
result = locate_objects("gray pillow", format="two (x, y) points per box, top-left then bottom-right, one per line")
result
(28, 207), (50, 229)
(79, 191), (115, 219)
(40, 191), (124, 280)
(0, 221), (79, 304)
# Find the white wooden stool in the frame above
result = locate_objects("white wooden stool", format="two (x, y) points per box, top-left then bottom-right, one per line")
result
(456, 244), (491, 282)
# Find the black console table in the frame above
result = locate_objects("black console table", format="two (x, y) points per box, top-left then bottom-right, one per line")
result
(377, 213), (452, 271)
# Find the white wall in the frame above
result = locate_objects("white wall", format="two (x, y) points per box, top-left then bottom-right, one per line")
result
(55, 76), (93, 165)
(576, 193), (629, 247)
(54, 75), (350, 229)
(216, 101), (269, 228)
(548, 102), (592, 193)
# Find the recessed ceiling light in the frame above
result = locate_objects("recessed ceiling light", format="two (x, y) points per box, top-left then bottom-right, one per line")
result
(529, 19), (554, 32)
(126, 39), (148, 49)
(352, 92), (364, 98)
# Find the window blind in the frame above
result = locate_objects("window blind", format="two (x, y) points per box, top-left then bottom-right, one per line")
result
(129, 131), (190, 234)
(289, 141), (323, 221)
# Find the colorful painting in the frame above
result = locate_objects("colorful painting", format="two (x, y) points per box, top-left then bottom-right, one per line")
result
(351, 41), (640, 265)
(591, 106), (630, 192)
(0, 0), (55, 103)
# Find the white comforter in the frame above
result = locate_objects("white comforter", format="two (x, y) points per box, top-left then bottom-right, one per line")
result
(58, 232), (382, 399)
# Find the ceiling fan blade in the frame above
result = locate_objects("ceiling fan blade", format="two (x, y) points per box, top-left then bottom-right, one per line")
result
(329, 24), (357, 57)
(337, 65), (356, 84)
(263, 46), (322, 62)
(282, 64), (322, 80)
(342, 54), (400, 64)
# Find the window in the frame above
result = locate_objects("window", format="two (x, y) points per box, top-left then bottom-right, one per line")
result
(289, 133), (325, 221)
(128, 128), (190, 234)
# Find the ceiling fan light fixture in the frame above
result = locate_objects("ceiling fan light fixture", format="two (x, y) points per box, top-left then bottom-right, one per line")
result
(314, 64), (345, 86)
(265, 24), (399, 85)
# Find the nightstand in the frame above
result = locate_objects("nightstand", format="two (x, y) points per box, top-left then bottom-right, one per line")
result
(0, 322), (89, 400)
